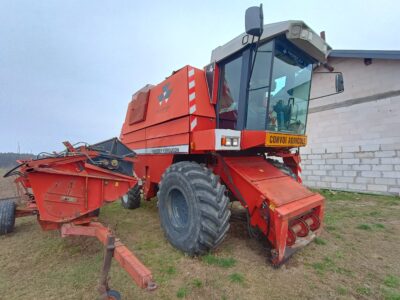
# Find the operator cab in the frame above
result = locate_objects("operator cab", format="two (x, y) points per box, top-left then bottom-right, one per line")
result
(208, 17), (332, 137)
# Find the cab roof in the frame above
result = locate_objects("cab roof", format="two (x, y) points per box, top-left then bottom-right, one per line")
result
(211, 20), (331, 63)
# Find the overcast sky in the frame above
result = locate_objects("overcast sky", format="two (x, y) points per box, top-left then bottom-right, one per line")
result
(1, 0), (399, 153)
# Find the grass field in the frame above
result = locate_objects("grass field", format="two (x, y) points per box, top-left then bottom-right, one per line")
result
(0, 173), (399, 299)
(0, 168), (18, 200)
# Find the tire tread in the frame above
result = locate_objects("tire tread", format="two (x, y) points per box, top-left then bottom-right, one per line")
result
(158, 161), (230, 255)
(0, 200), (16, 235)
(121, 184), (141, 209)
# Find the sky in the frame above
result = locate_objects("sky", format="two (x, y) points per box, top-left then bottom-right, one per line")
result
(1, 0), (399, 153)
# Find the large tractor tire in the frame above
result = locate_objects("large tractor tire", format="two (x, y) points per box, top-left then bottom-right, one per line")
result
(0, 199), (16, 235)
(157, 161), (230, 256)
(121, 184), (141, 209)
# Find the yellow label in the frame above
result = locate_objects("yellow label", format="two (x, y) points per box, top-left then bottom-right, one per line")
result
(265, 132), (307, 148)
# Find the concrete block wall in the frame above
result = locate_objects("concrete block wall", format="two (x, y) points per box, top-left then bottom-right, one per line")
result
(303, 57), (400, 195)
(301, 145), (400, 195)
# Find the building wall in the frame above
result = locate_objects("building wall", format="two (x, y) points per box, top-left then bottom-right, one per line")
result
(301, 57), (400, 195)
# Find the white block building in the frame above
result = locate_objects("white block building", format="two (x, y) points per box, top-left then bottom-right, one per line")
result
(302, 50), (400, 195)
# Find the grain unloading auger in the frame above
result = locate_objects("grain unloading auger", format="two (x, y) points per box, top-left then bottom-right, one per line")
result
(1, 138), (156, 299)
(120, 5), (343, 266)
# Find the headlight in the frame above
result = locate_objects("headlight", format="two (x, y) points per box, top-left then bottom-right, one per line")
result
(221, 136), (239, 147)
(232, 138), (239, 146)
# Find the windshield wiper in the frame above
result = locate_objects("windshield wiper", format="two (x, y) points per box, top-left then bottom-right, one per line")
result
(248, 84), (270, 92)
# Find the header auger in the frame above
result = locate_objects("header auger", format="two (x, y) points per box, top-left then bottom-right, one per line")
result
(1, 138), (156, 299)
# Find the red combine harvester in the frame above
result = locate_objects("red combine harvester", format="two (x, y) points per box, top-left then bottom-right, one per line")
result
(120, 6), (344, 265)
(1, 138), (156, 299)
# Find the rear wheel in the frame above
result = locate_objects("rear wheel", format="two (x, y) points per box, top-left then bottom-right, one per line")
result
(157, 161), (230, 255)
(0, 200), (16, 235)
(121, 184), (141, 209)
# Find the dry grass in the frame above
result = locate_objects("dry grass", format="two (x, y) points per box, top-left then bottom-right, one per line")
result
(0, 168), (18, 200)
(0, 179), (399, 299)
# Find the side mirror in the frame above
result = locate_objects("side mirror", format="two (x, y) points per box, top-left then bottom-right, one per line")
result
(335, 73), (344, 93)
(310, 71), (345, 100)
(245, 4), (264, 37)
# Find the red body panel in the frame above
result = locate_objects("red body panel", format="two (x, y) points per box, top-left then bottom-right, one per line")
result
(241, 130), (266, 149)
(134, 154), (174, 199)
(146, 117), (188, 140)
(8, 143), (157, 291)
(14, 154), (136, 225)
(189, 66), (216, 118)
(120, 65), (219, 198)
(120, 66), (217, 154)
(191, 129), (216, 151)
(123, 68), (189, 132)
(120, 63), (324, 265)
(190, 115), (216, 132)
(146, 132), (189, 149)
(214, 156), (324, 263)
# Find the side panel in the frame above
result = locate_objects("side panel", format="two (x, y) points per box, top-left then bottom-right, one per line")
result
(189, 115), (216, 132)
(187, 66), (216, 118)
(123, 68), (189, 133)
(134, 154), (174, 199)
(146, 133), (189, 149)
(126, 141), (146, 151)
(241, 130), (265, 149)
(122, 117), (190, 153)
(122, 128), (146, 146)
(191, 129), (215, 151)
(120, 65), (218, 197)
(121, 65), (216, 137)
(27, 163), (136, 223)
(121, 66), (217, 155)
(213, 155), (324, 264)
(146, 117), (189, 140)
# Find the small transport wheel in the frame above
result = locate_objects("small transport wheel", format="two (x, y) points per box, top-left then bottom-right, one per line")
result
(0, 199), (16, 235)
(157, 161), (231, 256)
(246, 211), (263, 240)
(107, 289), (121, 300)
(121, 184), (141, 209)
(88, 208), (100, 217)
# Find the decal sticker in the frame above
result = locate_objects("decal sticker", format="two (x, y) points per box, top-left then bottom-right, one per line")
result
(158, 83), (172, 105)
(265, 132), (307, 148)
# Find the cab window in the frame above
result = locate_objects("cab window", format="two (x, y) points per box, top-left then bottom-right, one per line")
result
(267, 39), (313, 134)
(246, 41), (273, 130)
(218, 55), (242, 129)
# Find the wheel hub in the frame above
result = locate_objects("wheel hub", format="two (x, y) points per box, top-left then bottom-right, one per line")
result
(168, 188), (189, 229)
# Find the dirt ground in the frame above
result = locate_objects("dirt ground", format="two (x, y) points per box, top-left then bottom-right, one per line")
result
(0, 170), (399, 300)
